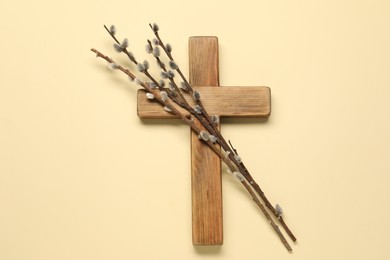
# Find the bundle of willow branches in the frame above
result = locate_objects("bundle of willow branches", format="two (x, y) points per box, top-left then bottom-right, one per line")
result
(91, 23), (296, 252)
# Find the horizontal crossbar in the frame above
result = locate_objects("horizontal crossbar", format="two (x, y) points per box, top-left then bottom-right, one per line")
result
(137, 86), (271, 119)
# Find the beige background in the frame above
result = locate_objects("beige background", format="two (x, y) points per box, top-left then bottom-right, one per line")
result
(1, 0), (390, 259)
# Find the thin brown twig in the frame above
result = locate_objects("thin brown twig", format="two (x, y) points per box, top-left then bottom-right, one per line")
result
(91, 46), (293, 251)
(149, 25), (297, 243)
(113, 23), (297, 246)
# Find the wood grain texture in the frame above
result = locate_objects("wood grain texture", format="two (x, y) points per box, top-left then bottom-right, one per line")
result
(136, 36), (272, 245)
(137, 86), (271, 119)
(191, 119), (222, 245)
(189, 37), (223, 245)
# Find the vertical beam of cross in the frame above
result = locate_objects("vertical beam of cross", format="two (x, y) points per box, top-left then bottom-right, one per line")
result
(189, 37), (223, 245)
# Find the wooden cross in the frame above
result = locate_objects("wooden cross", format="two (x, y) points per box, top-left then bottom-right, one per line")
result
(137, 37), (271, 245)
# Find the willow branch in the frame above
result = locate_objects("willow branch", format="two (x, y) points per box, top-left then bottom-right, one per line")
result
(149, 24), (297, 243)
(92, 23), (297, 250)
(91, 47), (292, 251)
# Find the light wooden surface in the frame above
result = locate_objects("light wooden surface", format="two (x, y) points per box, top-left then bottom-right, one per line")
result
(137, 86), (271, 119)
(3, 2), (390, 259)
(189, 37), (223, 245)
